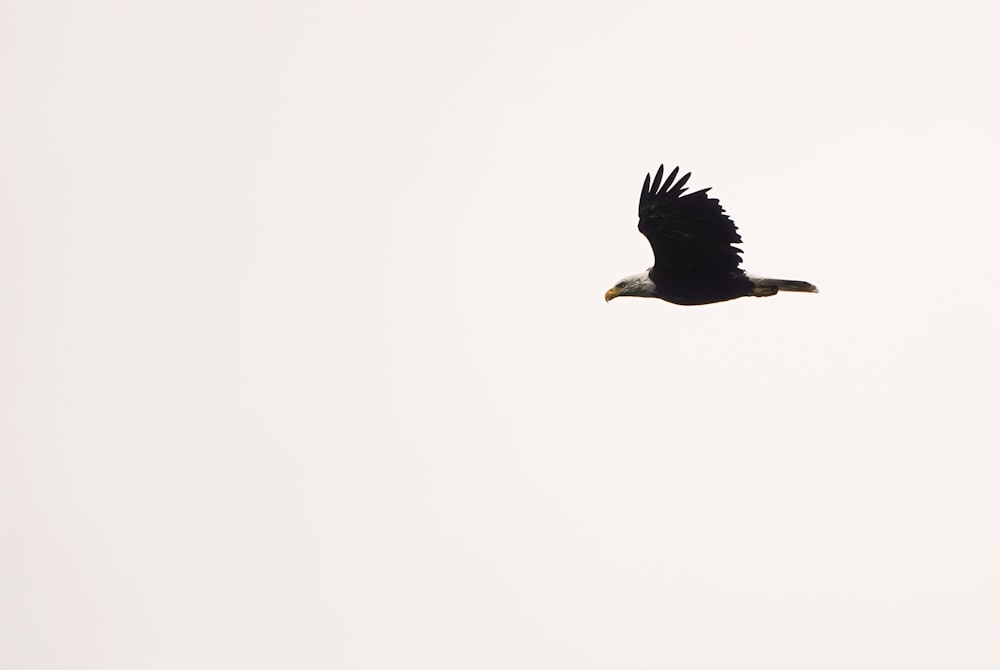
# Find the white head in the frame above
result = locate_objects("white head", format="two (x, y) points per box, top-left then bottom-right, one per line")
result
(605, 270), (658, 301)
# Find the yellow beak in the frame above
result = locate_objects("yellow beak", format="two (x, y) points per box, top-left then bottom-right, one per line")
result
(605, 288), (619, 302)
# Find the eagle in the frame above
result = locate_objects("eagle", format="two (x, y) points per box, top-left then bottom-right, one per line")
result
(605, 165), (817, 305)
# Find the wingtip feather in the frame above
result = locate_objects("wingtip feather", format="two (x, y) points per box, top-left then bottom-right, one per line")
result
(649, 165), (664, 194)
(675, 172), (692, 191)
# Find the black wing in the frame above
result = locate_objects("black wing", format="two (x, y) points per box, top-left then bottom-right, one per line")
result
(638, 165), (746, 286)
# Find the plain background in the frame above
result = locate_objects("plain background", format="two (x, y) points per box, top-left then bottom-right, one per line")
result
(4, 1), (999, 668)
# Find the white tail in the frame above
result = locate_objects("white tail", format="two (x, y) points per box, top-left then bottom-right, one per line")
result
(750, 276), (818, 297)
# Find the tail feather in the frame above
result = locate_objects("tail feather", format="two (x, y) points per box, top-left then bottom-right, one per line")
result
(750, 276), (818, 297)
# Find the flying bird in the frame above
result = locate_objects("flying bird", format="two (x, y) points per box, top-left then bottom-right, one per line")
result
(605, 165), (817, 305)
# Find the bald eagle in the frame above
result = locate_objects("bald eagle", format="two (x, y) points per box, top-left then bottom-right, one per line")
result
(605, 165), (817, 305)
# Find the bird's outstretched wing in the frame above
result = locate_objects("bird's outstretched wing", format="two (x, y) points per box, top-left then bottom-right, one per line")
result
(638, 165), (745, 283)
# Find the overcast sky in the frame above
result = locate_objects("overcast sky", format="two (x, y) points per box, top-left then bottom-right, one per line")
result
(4, 1), (1000, 668)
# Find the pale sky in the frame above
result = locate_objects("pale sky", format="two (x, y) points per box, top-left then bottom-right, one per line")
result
(4, 1), (1000, 668)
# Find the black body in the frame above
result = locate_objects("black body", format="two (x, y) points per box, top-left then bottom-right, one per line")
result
(638, 166), (755, 305)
